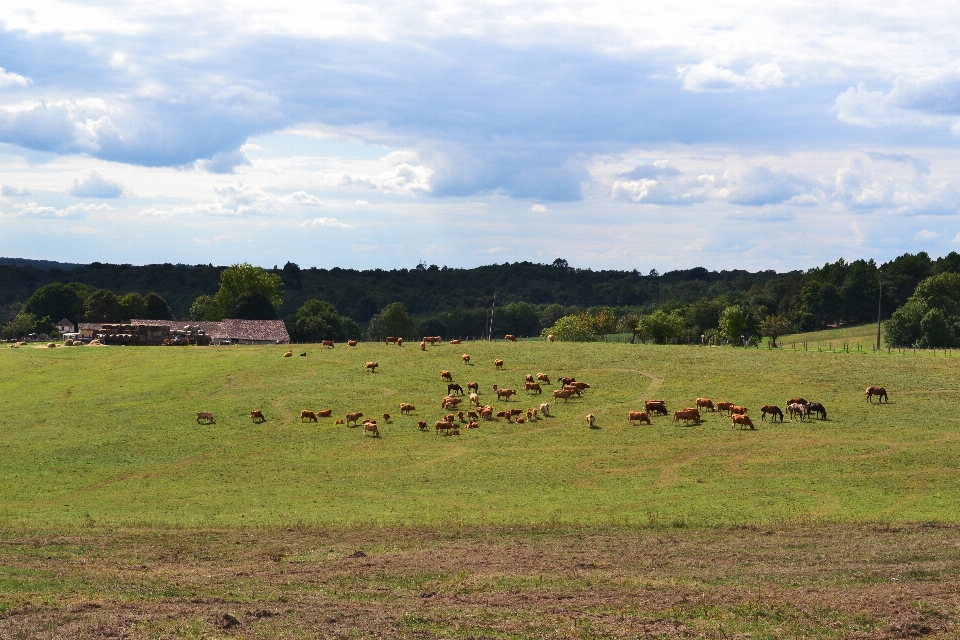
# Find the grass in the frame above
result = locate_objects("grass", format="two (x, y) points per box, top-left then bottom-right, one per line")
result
(780, 322), (884, 349)
(2, 338), (960, 528)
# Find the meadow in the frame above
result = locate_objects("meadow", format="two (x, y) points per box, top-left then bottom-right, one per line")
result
(3, 339), (960, 637)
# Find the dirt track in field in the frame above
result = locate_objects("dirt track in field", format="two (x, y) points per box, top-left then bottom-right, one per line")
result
(1, 523), (959, 638)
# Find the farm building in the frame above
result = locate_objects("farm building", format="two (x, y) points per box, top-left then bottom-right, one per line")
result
(56, 318), (75, 334)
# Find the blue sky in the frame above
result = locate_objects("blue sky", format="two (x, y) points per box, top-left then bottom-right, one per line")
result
(2, 1), (960, 271)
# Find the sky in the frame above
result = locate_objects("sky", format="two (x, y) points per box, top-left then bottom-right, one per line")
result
(2, 1), (960, 272)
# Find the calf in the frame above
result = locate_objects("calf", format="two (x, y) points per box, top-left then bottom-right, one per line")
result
(457, 411), (465, 422)
(510, 408), (524, 416)
(466, 421), (479, 429)
(536, 373), (551, 384)
(539, 403), (551, 417)
(400, 403), (416, 414)
(321, 339), (335, 348)
(417, 420), (428, 431)
(494, 359), (504, 370)
(497, 388), (517, 401)
(196, 411), (215, 424)
(448, 383), (464, 396)
(382, 413), (391, 423)
(442, 396), (463, 408)
(440, 370), (453, 381)
(300, 410), (318, 422)
(469, 392), (480, 406)
(628, 411), (651, 425)
(419, 341), (426, 351)
(317, 409), (333, 418)
(365, 361), (378, 373)
(547, 334), (555, 342)
(480, 407), (493, 420)
(525, 382), (542, 394)
(283, 351), (293, 357)
(250, 409), (265, 423)
(586, 413), (595, 428)
(345, 412), (364, 426)
(467, 410), (479, 420)
(731, 414), (755, 430)
(462, 353), (471, 364)
(467, 381), (479, 393)
(335, 419), (345, 425)
(516, 417), (525, 424)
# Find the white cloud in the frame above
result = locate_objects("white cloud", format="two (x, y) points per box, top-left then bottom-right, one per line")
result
(196, 149), (251, 174)
(0, 67), (32, 88)
(678, 61), (785, 92)
(1, 185), (31, 196)
(69, 171), (123, 198)
(285, 191), (323, 205)
(531, 203), (549, 212)
(301, 217), (353, 229)
(1, 202), (110, 218)
(915, 230), (940, 241)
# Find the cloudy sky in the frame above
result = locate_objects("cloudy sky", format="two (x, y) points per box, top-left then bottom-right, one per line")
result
(1, 1), (960, 271)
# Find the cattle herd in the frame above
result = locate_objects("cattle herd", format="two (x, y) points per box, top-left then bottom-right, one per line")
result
(195, 337), (889, 437)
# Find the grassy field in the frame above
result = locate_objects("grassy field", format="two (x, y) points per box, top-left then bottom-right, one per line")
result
(780, 323), (884, 349)
(4, 339), (960, 637)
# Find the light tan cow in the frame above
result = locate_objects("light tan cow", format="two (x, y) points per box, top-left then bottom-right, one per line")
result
(586, 413), (595, 428)
(365, 361), (378, 373)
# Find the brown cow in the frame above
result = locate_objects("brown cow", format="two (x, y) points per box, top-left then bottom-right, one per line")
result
(450, 339), (462, 345)
(563, 385), (583, 398)
(347, 339), (358, 347)
(547, 334), (555, 342)
(760, 405), (783, 422)
(480, 407), (493, 420)
(435, 420), (455, 434)
(448, 383), (464, 396)
(300, 410), (318, 422)
(467, 381), (479, 392)
(365, 361), (378, 373)
(335, 419), (345, 425)
(466, 421), (479, 429)
(283, 350), (293, 357)
(457, 411), (465, 422)
(586, 413), (596, 428)
(417, 420), (428, 431)
(696, 398), (715, 411)
(673, 408), (700, 424)
(509, 408), (523, 416)
(628, 411), (651, 425)
(321, 339), (335, 348)
(645, 400), (667, 415)
(442, 396), (463, 408)
(250, 410), (265, 423)
(495, 410), (510, 420)
(731, 414), (756, 430)
(716, 401), (734, 416)
(516, 417), (525, 424)
(504, 334), (518, 342)
(494, 359), (504, 370)
(400, 403), (416, 414)
(419, 341), (426, 350)
(462, 353), (470, 364)
(786, 397), (807, 407)
(346, 412), (364, 426)
(385, 336), (398, 344)
(730, 405), (747, 415)
(397, 337), (404, 347)
(497, 388), (517, 401)
(536, 373), (551, 384)
(425, 336), (442, 346)
(468, 410), (479, 420)
(559, 377), (576, 386)
(441, 370), (453, 381)
(382, 413), (391, 423)
(525, 374), (534, 383)
(525, 382), (542, 394)
(553, 389), (575, 402)
(317, 409), (333, 418)
(865, 386), (888, 403)
(444, 413), (456, 423)
(196, 411), (215, 424)
(363, 422), (380, 437)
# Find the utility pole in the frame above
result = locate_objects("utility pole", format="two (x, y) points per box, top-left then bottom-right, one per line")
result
(876, 270), (883, 351)
(488, 292), (496, 342)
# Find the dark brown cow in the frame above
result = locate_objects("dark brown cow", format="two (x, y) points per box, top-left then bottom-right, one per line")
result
(731, 414), (755, 430)
(525, 374), (534, 383)
(865, 386), (888, 403)
(321, 339), (335, 348)
(385, 336), (398, 345)
(347, 339), (358, 347)
(417, 420), (428, 431)
(628, 411), (651, 425)
(382, 413), (391, 423)
(716, 401), (734, 415)
(448, 383), (464, 396)
(760, 405), (783, 422)
(559, 377), (576, 386)
(300, 410), (318, 422)
(462, 353), (471, 364)
(696, 398), (715, 411)
(504, 334), (518, 342)
(250, 410), (265, 423)
(645, 400), (667, 416)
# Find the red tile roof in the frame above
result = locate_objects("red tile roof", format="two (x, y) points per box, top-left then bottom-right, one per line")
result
(127, 319), (290, 343)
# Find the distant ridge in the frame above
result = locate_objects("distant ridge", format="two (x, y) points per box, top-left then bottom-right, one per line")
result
(0, 257), (81, 270)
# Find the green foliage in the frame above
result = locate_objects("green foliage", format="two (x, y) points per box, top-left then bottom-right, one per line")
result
(541, 313), (600, 342)
(23, 283), (83, 325)
(760, 314), (793, 348)
(368, 302), (416, 341)
(83, 289), (121, 323)
(884, 299), (927, 348)
(592, 307), (617, 337)
(289, 300), (361, 342)
(634, 309), (684, 344)
(118, 293), (147, 321)
(885, 273), (960, 347)
(189, 295), (222, 321)
(214, 263), (282, 319)
(143, 293), (173, 320)
(719, 305), (750, 345)
(3, 312), (36, 338)
(919, 308), (955, 348)
(233, 292), (277, 320)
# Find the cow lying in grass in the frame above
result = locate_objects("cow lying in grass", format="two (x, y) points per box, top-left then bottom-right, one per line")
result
(196, 411), (215, 424)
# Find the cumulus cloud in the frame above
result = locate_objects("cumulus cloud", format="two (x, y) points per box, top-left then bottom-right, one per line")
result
(0, 67), (32, 88)
(1, 185), (31, 197)
(678, 61), (786, 92)
(196, 148), (251, 174)
(915, 230), (940, 241)
(286, 191), (324, 206)
(69, 171), (123, 198)
(1, 202), (110, 218)
(301, 217), (353, 228)
(531, 204), (549, 212)
(617, 161), (682, 180)
(723, 166), (816, 206)
(328, 157), (433, 196)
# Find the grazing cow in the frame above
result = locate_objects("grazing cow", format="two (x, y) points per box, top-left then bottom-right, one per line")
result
(467, 421), (479, 429)
(467, 381), (479, 393)
(760, 405), (783, 422)
(497, 388), (517, 401)
(509, 408), (523, 416)
(283, 351), (293, 357)
(730, 405), (747, 415)
(448, 383), (464, 396)
(444, 413), (456, 423)
(547, 334), (555, 342)
(468, 410), (479, 420)
(385, 336), (398, 344)
(865, 386), (888, 403)
(586, 413), (596, 428)
(628, 411), (651, 425)
(808, 402), (827, 420)
(442, 396), (463, 409)
(696, 398), (715, 411)
(536, 373), (551, 384)
(397, 338), (404, 347)
(450, 339), (462, 345)
(786, 397), (808, 407)
(570, 382), (591, 393)
(480, 407), (493, 420)
(495, 410), (511, 421)
(525, 382), (542, 394)
(441, 370), (453, 381)
(250, 410), (265, 423)
(673, 408), (701, 424)
(365, 361), (378, 373)
(300, 410), (318, 422)
(363, 422), (380, 437)
(469, 392), (480, 406)
(346, 412), (364, 426)
(382, 413), (391, 423)
(420, 341), (426, 351)
(400, 403), (415, 414)
(321, 339), (335, 348)
(559, 377), (576, 386)
(457, 411), (465, 422)
(553, 389), (575, 402)
(448, 429), (461, 436)
(494, 359), (504, 370)
(716, 402), (734, 416)
(462, 353), (471, 364)
(645, 400), (667, 416)
(425, 336), (442, 346)
(787, 403), (809, 421)
(540, 403), (551, 417)
(731, 414), (755, 430)
(505, 334), (518, 342)
(347, 340), (358, 347)
(417, 420), (428, 431)
(525, 374), (534, 383)
(563, 385), (583, 398)
(335, 419), (344, 425)
(317, 409), (333, 418)
(435, 421), (455, 435)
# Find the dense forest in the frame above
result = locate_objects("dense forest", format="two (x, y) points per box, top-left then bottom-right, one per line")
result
(3, 252), (960, 345)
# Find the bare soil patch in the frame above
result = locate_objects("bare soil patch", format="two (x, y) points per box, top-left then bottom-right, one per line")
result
(1, 523), (959, 638)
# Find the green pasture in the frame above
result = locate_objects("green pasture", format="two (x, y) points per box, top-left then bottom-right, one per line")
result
(780, 322), (883, 348)
(2, 338), (959, 528)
